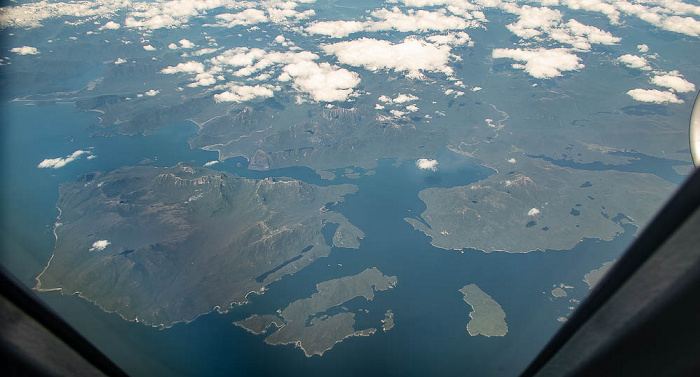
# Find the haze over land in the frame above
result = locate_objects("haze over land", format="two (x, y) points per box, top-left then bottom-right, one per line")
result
(1, 0), (697, 371)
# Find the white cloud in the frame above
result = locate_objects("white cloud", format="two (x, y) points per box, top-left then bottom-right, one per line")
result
(618, 54), (651, 70)
(89, 240), (111, 252)
(10, 46), (39, 55)
(214, 84), (276, 103)
(207, 47), (362, 102)
(275, 35), (286, 44)
(323, 37), (455, 78)
(212, 8), (269, 27)
(306, 8), (479, 38)
(187, 72), (218, 87)
(660, 15), (700, 37)
(204, 160), (219, 166)
(179, 39), (195, 49)
(282, 61), (360, 102)
(0, 0), (128, 28)
(370, 7), (475, 33)
(426, 32), (473, 46)
(503, 4), (562, 39)
(390, 109), (407, 117)
(162, 61), (206, 74)
(416, 158), (438, 171)
(306, 20), (368, 38)
(627, 89), (683, 104)
(144, 89), (160, 96)
(528, 208), (540, 216)
(637, 44), (649, 53)
(563, 19), (620, 45)
(99, 21), (120, 30)
(492, 48), (584, 79)
(406, 104), (419, 112)
(143, 44), (156, 51)
(114, 58), (127, 65)
(393, 93), (419, 103)
(38, 149), (92, 169)
(561, 0), (620, 24)
(192, 47), (220, 56)
(651, 74), (695, 93)
(266, 3), (315, 23)
(168, 43), (179, 50)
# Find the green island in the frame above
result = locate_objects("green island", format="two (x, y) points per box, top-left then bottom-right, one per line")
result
(235, 267), (397, 357)
(459, 284), (508, 337)
(584, 260), (616, 289)
(406, 156), (675, 253)
(35, 163), (362, 328)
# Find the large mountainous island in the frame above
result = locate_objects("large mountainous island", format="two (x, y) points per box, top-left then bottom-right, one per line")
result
(36, 163), (362, 328)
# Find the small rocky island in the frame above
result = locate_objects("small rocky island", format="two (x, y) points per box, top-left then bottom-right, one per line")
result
(459, 284), (508, 337)
(235, 267), (397, 357)
(36, 163), (363, 328)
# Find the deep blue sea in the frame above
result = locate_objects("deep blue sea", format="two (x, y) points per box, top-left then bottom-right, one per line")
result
(1, 101), (639, 376)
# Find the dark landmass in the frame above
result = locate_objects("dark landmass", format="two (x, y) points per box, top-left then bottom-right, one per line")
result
(36, 163), (361, 327)
(235, 267), (397, 357)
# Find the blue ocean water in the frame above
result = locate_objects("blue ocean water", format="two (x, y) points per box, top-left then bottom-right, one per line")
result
(1, 101), (637, 376)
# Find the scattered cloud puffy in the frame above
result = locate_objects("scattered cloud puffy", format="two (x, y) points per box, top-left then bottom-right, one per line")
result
(162, 61), (206, 74)
(192, 47), (220, 56)
(499, 4), (619, 51)
(143, 44), (156, 51)
(637, 44), (649, 53)
(527, 208), (540, 216)
(323, 37), (455, 78)
(390, 109), (407, 117)
(492, 48), (584, 78)
(426, 31), (473, 46)
(179, 39), (195, 49)
(38, 149), (93, 169)
(89, 240), (111, 252)
(204, 46), (361, 102)
(370, 7), (475, 32)
(214, 84), (276, 103)
(416, 158), (438, 171)
(306, 7), (480, 38)
(114, 57), (127, 64)
(99, 21), (120, 30)
(561, 0), (621, 24)
(204, 160), (219, 166)
(144, 89), (160, 96)
(651, 73), (695, 93)
(306, 20), (368, 38)
(392, 93), (419, 103)
(211, 8), (269, 28)
(618, 54), (651, 70)
(10, 46), (39, 55)
(281, 61), (360, 102)
(627, 88), (683, 104)
(0, 0), (127, 28)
